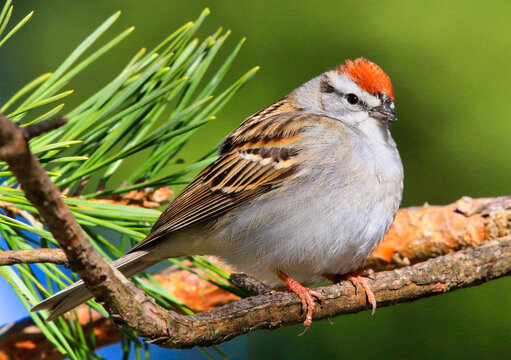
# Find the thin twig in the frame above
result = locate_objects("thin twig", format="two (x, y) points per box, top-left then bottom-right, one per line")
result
(0, 248), (67, 266)
(22, 118), (68, 141)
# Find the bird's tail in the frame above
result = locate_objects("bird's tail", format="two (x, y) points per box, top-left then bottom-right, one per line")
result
(31, 251), (158, 321)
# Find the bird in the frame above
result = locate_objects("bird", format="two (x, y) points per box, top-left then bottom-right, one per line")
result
(32, 58), (404, 332)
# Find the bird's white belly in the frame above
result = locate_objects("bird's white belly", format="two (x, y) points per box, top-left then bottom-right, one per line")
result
(208, 155), (402, 287)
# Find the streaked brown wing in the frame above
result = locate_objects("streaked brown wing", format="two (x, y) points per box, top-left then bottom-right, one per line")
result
(128, 101), (320, 253)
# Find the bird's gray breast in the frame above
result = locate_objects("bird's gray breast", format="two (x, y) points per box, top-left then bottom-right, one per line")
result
(208, 125), (403, 285)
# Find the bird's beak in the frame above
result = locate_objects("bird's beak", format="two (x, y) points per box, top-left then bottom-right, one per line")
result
(369, 106), (398, 123)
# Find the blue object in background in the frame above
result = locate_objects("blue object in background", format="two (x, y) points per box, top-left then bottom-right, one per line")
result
(0, 278), (27, 325)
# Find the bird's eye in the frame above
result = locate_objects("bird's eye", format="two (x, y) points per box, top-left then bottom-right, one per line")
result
(346, 93), (359, 105)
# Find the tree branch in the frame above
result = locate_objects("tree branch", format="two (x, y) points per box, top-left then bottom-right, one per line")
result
(147, 239), (511, 348)
(1, 240), (509, 359)
(2, 239), (510, 358)
(0, 249), (67, 266)
(367, 195), (511, 270)
(21, 118), (67, 141)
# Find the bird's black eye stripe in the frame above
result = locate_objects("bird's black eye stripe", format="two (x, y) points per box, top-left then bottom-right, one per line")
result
(321, 81), (335, 93)
(325, 85), (335, 93)
(346, 93), (359, 105)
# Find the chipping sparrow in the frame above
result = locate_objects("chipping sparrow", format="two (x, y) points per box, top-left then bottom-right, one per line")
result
(32, 58), (404, 331)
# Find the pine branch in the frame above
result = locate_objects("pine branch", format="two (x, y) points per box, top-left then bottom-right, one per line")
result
(0, 113), (174, 338)
(366, 195), (511, 270)
(156, 239), (510, 349)
(0, 5), (257, 359)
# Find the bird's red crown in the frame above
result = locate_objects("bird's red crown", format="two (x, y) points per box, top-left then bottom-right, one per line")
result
(336, 58), (394, 100)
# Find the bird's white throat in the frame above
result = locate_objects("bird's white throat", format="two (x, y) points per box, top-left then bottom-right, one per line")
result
(357, 117), (391, 145)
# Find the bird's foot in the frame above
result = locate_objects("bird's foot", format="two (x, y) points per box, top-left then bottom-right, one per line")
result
(277, 270), (324, 335)
(324, 271), (377, 315)
(346, 273), (376, 315)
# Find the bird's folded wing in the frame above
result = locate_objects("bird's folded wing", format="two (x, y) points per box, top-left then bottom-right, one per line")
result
(128, 109), (321, 253)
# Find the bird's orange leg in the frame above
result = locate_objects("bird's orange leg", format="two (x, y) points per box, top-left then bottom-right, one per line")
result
(324, 272), (377, 315)
(276, 270), (324, 334)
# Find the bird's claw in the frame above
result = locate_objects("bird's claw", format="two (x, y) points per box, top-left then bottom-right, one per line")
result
(277, 270), (324, 334)
(298, 288), (324, 331)
(347, 274), (377, 315)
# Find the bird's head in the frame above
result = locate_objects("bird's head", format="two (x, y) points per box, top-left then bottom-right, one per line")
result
(293, 58), (397, 127)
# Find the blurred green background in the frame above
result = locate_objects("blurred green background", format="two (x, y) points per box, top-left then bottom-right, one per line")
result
(0, 1), (510, 359)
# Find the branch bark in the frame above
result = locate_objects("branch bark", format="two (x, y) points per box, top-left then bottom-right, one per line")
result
(21, 118), (67, 141)
(140, 239), (511, 348)
(0, 113), (509, 359)
(367, 195), (511, 270)
(0, 249), (67, 266)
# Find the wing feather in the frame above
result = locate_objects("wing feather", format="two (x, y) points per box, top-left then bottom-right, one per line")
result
(128, 104), (322, 253)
